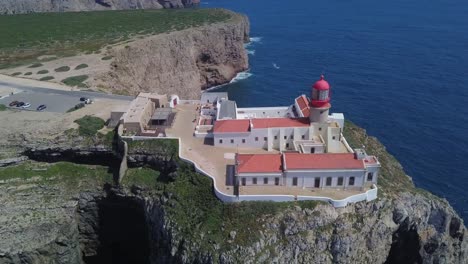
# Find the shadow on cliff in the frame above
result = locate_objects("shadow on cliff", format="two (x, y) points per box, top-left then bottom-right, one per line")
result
(82, 190), (151, 264)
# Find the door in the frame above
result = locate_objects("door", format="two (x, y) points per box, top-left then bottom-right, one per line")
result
(275, 177), (280, 186)
(311, 147), (315, 153)
(314, 178), (320, 188)
(241, 178), (246, 186)
(173, 98), (177, 107)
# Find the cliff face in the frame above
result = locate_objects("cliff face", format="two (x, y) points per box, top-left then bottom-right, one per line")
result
(0, 0), (200, 15)
(94, 12), (250, 99)
(0, 123), (466, 264)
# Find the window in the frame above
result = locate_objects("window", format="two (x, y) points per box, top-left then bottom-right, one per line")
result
(337, 177), (344, 186)
(367, 172), (373, 181)
(264, 137), (267, 141)
(255, 137), (259, 141)
(311, 148), (315, 154)
(219, 139), (223, 144)
(332, 136), (336, 140)
(241, 178), (246, 186)
(326, 177), (332, 186)
(253, 178), (257, 184)
(292, 177), (298, 186)
(274, 136), (278, 140)
(302, 135), (305, 140)
(230, 139), (234, 144)
(264, 178), (268, 184)
(286, 143), (289, 148)
(349, 177), (355, 186)
(284, 136), (287, 140)
(275, 177), (280, 185)
(242, 139), (246, 143)
(319, 127), (322, 131)
(290, 135), (294, 139)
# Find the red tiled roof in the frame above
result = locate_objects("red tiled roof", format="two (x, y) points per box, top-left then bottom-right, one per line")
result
(213, 119), (250, 133)
(284, 153), (365, 170)
(296, 95), (309, 110)
(236, 154), (283, 174)
(252, 117), (310, 129)
(295, 95), (311, 117)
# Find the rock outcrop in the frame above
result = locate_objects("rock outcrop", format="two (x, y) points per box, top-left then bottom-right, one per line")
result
(94, 11), (250, 99)
(0, 122), (466, 264)
(0, 0), (200, 15)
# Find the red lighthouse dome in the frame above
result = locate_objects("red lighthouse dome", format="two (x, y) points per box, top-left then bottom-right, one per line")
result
(311, 75), (331, 107)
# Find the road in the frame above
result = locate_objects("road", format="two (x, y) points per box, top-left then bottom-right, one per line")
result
(0, 75), (134, 113)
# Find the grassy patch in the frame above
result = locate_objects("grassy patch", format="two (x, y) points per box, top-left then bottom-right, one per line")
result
(74, 115), (105, 136)
(0, 104), (6, 111)
(54, 66), (70, 72)
(37, 69), (48, 74)
(0, 9), (232, 68)
(11, 72), (21, 76)
(101, 55), (113, 61)
(75, 63), (88, 70)
(39, 76), (54, 81)
(61, 75), (88, 87)
(24, 72), (32, 76)
(28, 63), (43, 68)
(0, 161), (112, 191)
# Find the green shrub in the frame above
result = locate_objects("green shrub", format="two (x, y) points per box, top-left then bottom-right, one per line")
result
(0, 104), (6, 111)
(39, 76), (54, 81)
(101, 56), (113, 61)
(37, 69), (49, 74)
(11, 72), (21, 76)
(66, 103), (85, 113)
(61, 75), (88, 87)
(24, 72), (32, 76)
(28, 63), (43, 68)
(54, 66), (70, 72)
(74, 64), (88, 70)
(74, 115), (105, 136)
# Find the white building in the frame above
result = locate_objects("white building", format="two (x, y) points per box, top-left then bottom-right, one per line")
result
(197, 75), (381, 189)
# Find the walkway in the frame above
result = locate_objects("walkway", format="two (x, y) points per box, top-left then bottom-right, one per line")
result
(166, 103), (369, 200)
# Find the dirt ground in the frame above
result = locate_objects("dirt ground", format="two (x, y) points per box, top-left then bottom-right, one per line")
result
(0, 98), (127, 144)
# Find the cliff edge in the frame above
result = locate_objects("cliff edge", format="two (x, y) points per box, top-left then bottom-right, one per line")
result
(94, 11), (250, 98)
(0, 0), (200, 15)
(0, 122), (465, 263)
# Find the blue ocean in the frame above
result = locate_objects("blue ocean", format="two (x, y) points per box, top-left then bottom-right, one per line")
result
(202, 0), (468, 220)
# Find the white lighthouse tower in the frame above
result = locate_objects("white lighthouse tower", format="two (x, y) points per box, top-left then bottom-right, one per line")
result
(309, 74), (331, 124)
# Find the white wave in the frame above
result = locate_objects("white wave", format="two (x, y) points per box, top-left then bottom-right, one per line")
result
(247, 49), (255, 55)
(249, 37), (263, 43)
(204, 71), (253, 91)
(273, 63), (280, 69)
(230, 71), (253, 83)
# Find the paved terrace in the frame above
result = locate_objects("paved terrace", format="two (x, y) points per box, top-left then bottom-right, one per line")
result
(166, 103), (368, 199)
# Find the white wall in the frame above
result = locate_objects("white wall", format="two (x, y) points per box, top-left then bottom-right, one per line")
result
(329, 113), (345, 128)
(237, 106), (290, 119)
(285, 170), (366, 189)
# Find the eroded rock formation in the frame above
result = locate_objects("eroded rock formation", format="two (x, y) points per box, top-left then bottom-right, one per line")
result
(94, 11), (250, 99)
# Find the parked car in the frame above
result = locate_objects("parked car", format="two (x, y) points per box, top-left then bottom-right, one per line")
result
(16, 102), (25, 107)
(21, 103), (31, 108)
(37, 104), (47, 111)
(80, 97), (87, 102)
(9, 101), (19, 107)
(84, 98), (92, 104)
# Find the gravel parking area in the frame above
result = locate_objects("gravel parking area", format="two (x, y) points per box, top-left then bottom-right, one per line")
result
(0, 90), (87, 113)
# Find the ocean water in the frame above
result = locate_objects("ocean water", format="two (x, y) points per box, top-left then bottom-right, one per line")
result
(202, 0), (468, 220)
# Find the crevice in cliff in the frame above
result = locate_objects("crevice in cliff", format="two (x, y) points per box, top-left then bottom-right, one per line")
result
(385, 218), (423, 264)
(79, 190), (152, 264)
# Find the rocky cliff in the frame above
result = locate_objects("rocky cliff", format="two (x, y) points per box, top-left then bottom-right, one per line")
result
(0, 123), (466, 264)
(0, 0), (200, 15)
(93, 11), (250, 99)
